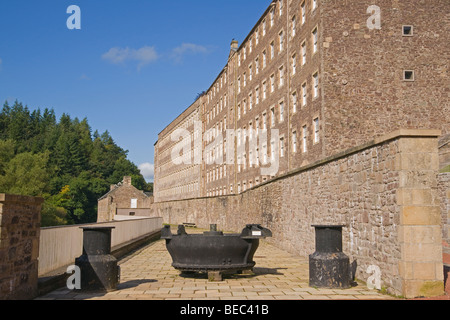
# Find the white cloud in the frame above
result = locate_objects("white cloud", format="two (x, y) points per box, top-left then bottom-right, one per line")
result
(102, 46), (158, 70)
(139, 162), (154, 182)
(171, 43), (209, 63)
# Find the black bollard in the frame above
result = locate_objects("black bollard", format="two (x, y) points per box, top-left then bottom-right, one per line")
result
(309, 225), (350, 289)
(75, 227), (120, 292)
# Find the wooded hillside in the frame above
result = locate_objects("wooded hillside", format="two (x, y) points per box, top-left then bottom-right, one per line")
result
(0, 101), (152, 226)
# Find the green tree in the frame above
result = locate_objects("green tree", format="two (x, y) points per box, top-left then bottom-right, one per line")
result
(0, 101), (149, 225)
(0, 151), (50, 196)
(0, 139), (15, 175)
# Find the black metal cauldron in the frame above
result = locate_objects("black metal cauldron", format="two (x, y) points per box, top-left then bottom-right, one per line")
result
(161, 224), (272, 281)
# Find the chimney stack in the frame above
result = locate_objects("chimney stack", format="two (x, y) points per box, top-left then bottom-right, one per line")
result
(123, 176), (132, 186)
(231, 39), (239, 51)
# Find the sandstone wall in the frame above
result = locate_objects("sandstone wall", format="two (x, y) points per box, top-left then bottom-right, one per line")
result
(152, 130), (444, 298)
(0, 194), (43, 300)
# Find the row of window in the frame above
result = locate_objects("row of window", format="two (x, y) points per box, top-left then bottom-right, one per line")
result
(237, 70), (319, 124)
(237, 26), (318, 97)
(238, 0), (318, 67)
(158, 181), (200, 198)
(204, 117), (320, 183)
(206, 174), (271, 197)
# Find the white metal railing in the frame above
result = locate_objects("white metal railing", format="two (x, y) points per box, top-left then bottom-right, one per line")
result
(38, 217), (163, 276)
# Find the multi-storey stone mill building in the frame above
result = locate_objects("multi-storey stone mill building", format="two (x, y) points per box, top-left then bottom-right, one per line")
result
(151, 0), (449, 298)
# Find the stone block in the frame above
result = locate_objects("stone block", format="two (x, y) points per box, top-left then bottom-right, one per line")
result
(398, 137), (438, 154)
(398, 225), (442, 244)
(400, 242), (443, 262)
(399, 171), (438, 189)
(398, 261), (414, 280)
(397, 189), (435, 206)
(402, 280), (444, 299)
(395, 153), (440, 171)
(413, 262), (439, 280)
(400, 206), (441, 226)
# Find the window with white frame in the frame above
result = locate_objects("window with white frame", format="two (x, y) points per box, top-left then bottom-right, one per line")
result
(279, 101), (284, 122)
(262, 143), (268, 164)
(302, 82), (307, 106)
(279, 0), (283, 16)
(312, 27), (318, 54)
(292, 16), (296, 37)
(292, 131), (297, 153)
(263, 113), (267, 130)
(313, 72), (319, 98)
(292, 54), (297, 75)
(302, 41), (307, 65)
(263, 50), (267, 68)
(280, 137), (285, 157)
(271, 107), (275, 127)
(279, 66), (284, 87)
(301, 1), (306, 24)
(302, 125), (308, 153)
(270, 74), (275, 92)
(255, 117), (260, 134)
(313, 118), (320, 143)
(263, 81), (267, 99)
(312, 0), (317, 11)
(255, 57), (259, 74)
(271, 41), (275, 59)
(292, 92), (297, 113)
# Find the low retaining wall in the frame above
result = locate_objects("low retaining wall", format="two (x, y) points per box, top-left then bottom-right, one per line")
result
(153, 130), (445, 298)
(38, 217), (163, 277)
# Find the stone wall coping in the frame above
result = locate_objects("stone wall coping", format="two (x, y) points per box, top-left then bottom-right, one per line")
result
(374, 129), (442, 145)
(154, 129), (442, 205)
(40, 216), (162, 231)
(0, 193), (44, 204)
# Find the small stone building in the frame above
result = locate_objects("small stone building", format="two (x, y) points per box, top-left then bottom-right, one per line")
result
(97, 176), (153, 222)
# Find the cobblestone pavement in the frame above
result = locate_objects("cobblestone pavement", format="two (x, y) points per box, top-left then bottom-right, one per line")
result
(37, 231), (398, 301)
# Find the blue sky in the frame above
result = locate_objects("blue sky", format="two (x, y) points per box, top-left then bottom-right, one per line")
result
(0, 0), (272, 181)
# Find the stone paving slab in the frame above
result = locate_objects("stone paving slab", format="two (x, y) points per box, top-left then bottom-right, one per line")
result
(36, 233), (397, 301)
